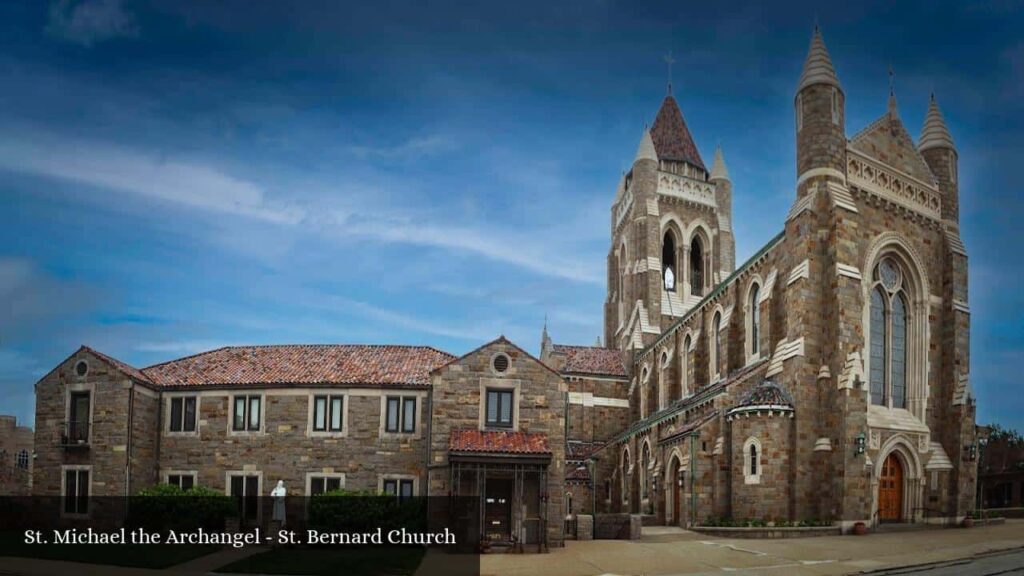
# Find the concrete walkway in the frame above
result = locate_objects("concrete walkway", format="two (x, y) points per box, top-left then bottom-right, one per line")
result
(0, 545), (266, 576)
(480, 520), (1024, 576)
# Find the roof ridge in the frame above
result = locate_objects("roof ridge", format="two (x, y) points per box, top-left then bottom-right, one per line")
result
(142, 343), (455, 372)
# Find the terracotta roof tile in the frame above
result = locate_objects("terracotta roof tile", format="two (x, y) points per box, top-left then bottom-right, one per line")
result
(650, 95), (706, 171)
(449, 429), (551, 455)
(142, 344), (454, 388)
(566, 440), (604, 460)
(84, 346), (154, 385)
(552, 344), (626, 377)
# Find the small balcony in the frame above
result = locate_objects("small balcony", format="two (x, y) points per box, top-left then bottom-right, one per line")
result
(59, 421), (90, 449)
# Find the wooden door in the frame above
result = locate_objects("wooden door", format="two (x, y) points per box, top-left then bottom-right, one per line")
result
(879, 453), (904, 521)
(484, 478), (513, 543)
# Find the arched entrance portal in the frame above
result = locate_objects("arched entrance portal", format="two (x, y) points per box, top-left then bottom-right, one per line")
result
(879, 453), (904, 522)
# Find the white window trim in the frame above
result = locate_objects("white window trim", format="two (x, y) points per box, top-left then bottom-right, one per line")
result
(307, 393), (349, 438)
(305, 471), (347, 496)
(60, 464), (91, 519)
(163, 469), (198, 488)
(378, 474), (419, 497)
(164, 393), (201, 437)
(225, 469), (264, 520)
(745, 278), (763, 365)
(64, 382), (94, 445)
(710, 309), (724, 383)
(379, 394), (422, 439)
(743, 437), (762, 485)
(228, 393), (266, 436)
(478, 379), (520, 432)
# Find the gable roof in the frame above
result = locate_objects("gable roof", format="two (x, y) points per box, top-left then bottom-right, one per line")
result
(141, 344), (454, 388)
(551, 344), (627, 378)
(649, 95), (706, 171)
(850, 109), (937, 186)
(85, 346), (156, 385)
(433, 335), (563, 379)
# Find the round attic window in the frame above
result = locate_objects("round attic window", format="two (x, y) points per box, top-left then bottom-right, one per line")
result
(492, 354), (510, 373)
(74, 360), (88, 377)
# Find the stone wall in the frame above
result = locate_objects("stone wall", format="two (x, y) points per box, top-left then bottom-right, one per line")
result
(0, 415), (33, 495)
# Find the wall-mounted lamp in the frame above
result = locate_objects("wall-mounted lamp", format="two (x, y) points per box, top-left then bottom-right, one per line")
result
(854, 432), (866, 456)
(966, 443), (977, 461)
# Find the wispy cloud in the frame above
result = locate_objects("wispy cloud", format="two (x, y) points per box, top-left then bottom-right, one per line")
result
(0, 125), (603, 284)
(133, 340), (234, 356)
(45, 0), (139, 47)
(345, 134), (458, 160)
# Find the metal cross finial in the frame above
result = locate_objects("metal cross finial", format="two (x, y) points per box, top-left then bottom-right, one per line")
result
(664, 51), (676, 95)
(888, 65), (895, 95)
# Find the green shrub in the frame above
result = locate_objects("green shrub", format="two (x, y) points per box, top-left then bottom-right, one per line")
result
(129, 484), (236, 532)
(307, 490), (426, 535)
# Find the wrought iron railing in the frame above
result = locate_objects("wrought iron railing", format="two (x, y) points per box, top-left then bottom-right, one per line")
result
(59, 421), (90, 447)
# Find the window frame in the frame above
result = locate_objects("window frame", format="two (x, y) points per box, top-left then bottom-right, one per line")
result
(382, 395), (418, 435)
(16, 449), (29, 470)
(311, 394), (345, 434)
(165, 471), (197, 491)
(230, 394), (264, 434)
(61, 465), (91, 518)
(379, 475), (417, 501)
(306, 473), (346, 496)
(485, 388), (514, 429)
(868, 258), (911, 410)
(742, 437), (762, 485)
(167, 395), (198, 434)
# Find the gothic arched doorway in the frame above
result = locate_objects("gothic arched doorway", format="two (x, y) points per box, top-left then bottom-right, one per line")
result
(879, 453), (904, 522)
(668, 455), (682, 526)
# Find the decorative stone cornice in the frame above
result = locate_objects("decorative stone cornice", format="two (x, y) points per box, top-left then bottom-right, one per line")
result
(656, 171), (717, 208)
(847, 148), (942, 221)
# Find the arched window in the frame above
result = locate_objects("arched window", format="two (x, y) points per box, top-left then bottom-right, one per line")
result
(567, 493), (573, 515)
(690, 237), (704, 296)
(711, 312), (722, 380)
(748, 283), (761, 359)
(681, 335), (691, 398)
(663, 231), (676, 291)
(16, 449), (29, 470)
(641, 442), (651, 501)
(621, 448), (630, 505)
(659, 350), (671, 411)
(869, 258), (910, 409)
(743, 437), (761, 484)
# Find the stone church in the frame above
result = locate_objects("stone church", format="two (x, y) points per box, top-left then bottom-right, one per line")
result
(28, 27), (977, 548)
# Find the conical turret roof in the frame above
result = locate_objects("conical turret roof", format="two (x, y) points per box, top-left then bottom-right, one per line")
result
(797, 27), (841, 93)
(635, 128), (657, 163)
(918, 95), (955, 152)
(710, 145), (730, 181)
(649, 95), (706, 171)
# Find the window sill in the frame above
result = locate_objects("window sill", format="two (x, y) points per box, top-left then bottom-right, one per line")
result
(744, 476), (761, 485)
(309, 431), (348, 438)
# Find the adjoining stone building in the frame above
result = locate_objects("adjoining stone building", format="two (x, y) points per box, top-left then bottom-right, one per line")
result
(0, 415), (33, 495)
(29, 26), (978, 545)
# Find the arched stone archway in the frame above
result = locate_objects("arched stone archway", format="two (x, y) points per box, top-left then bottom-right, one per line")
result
(873, 435), (924, 524)
(665, 450), (686, 526)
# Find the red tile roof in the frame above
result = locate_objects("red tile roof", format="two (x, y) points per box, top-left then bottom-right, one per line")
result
(141, 344), (454, 388)
(566, 440), (604, 460)
(552, 344), (626, 378)
(566, 464), (590, 482)
(449, 429), (551, 455)
(84, 346), (155, 386)
(650, 95), (706, 171)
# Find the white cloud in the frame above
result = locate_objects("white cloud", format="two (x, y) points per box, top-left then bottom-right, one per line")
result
(46, 0), (139, 47)
(345, 134), (457, 160)
(0, 126), (604, 285)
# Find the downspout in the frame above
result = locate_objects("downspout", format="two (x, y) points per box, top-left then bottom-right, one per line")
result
(424, 387), (433, 496)
(125, 383), (135, 518)
(689, 432), (697, 527)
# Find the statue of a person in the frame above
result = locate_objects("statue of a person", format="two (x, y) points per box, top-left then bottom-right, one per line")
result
(271, 480), (287, 525)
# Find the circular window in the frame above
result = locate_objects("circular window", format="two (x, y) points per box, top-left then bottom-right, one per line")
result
(492, 354), (510, 373)
(74, 361), (88, 377)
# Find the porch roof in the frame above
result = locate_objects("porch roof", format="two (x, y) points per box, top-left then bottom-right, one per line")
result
(449, 429), (552, 457)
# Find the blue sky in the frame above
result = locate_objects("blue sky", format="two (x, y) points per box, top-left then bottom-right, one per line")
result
(0, 0), (1021, 430)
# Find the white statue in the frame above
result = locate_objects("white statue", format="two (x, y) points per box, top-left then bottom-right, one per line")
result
(271, 480), (287, 525)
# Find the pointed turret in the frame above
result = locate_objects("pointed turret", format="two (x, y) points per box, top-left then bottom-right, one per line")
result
(710, 145), (730, 182)
(797, 27), (842, 93)
(635, 128), (657, 164)
(918, 94), (959, 222)
(649, 95), (706, 172)
(918, 95), (956, 152)
(795, 26), (845, 197)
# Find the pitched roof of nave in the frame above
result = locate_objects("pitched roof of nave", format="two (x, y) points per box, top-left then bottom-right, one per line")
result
(649, 94), (706, 171)
(849, 95), (938, 186)
(551, 344), (627, 378)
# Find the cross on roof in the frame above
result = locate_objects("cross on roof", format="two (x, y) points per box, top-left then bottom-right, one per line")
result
(664, 51), (675, 95)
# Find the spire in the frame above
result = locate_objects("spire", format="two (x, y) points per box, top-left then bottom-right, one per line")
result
(710, 145), (730, 181)
(635, 128), (657, 163)
(918, 94), (955, 152)
(797, 26), (841, 93)
(664, 51), (676, 96)
(649, 95), (705, 170)
(887, 66), (898, 117)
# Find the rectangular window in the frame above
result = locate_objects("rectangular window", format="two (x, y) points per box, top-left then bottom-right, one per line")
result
(385, 396), (416, 434)
(485, 389), (514, 428)
(68, 391), (90, 443)
(229, 474), (260, 520)
(309, 476), (343, 496)
(312, 395), (344, 432)
(232, 395), (262, 432)
(63, 468), (89, 515)
(167, 474), (195, 490)
(383, 479), (414, 500)
(169, 397), (197, 432)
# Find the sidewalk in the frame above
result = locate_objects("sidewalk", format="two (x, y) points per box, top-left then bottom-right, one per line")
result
(0, 545), (266, 576)
(480, 520), (1024, 576)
